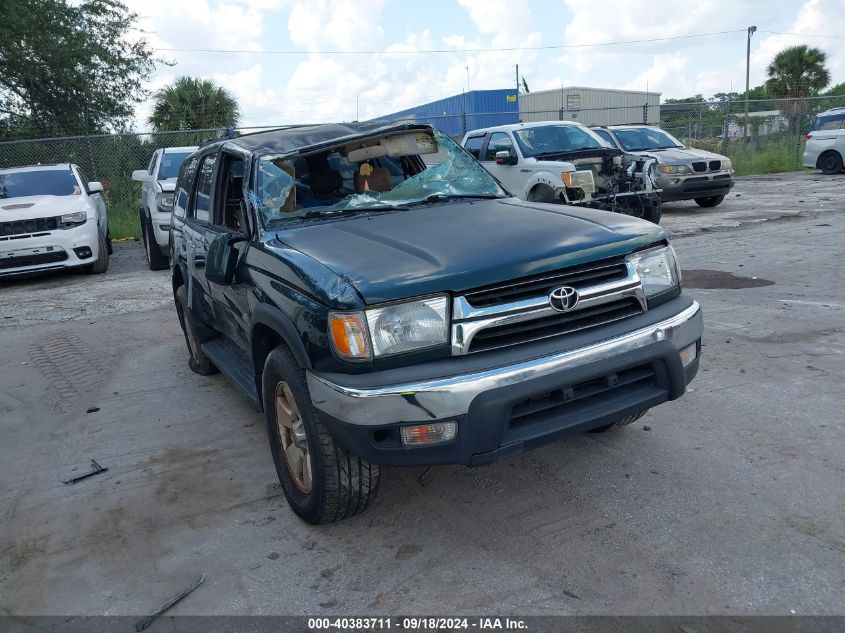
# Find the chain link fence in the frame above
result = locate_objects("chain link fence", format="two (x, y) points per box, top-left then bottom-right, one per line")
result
(1, 95), (843, 238)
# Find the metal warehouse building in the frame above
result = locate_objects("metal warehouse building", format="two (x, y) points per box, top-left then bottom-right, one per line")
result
(372, 89), (519, 137)
(519, 87), (661, 126)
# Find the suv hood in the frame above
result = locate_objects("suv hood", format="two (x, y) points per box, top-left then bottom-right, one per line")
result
(630, 146), (726, 164)
(0, 195), (89, 221)
(272, 198), (664, 305)
(158, 180), (177, 192)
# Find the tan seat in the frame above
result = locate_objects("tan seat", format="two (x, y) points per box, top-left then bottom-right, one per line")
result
(354, 167), (391, 193)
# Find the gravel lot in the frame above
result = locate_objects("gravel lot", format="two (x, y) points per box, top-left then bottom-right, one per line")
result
(1, 171), (843, 616)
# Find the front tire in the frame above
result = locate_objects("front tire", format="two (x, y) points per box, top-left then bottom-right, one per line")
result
(174, 284), (218, 375)
(87, 233), (109, 274)
(527, 184), (557, 203)
(262, 346), (380, 524)
(819, 151), (843, 175)
(694, 195), (725, 208)
(141, 210), (169, 271)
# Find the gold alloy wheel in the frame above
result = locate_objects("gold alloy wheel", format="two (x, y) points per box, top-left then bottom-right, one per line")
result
(274, 381), (312, 493)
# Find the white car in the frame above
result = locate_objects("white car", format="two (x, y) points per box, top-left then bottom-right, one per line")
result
(0, 164), (110, 277)
(462, 121), (661, 224)
(132, 146), (197, 270)
(803, 107), (845, 175)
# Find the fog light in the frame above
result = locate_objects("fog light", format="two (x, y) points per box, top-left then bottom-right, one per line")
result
(400, 421), (457, 446)
(680, 343), (697, 368)
(73, 246), (93, 259)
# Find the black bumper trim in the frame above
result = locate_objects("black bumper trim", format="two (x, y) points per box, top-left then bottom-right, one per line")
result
(323, 339), (700, 467)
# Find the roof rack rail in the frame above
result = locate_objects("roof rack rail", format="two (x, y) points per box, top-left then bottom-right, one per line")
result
(199, 127), (239, 148)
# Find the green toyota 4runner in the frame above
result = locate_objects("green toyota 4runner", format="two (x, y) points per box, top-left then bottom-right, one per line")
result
(170, 122), (703, 524)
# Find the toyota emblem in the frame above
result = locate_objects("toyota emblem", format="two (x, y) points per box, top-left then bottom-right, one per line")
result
(549, 286), (579, 312)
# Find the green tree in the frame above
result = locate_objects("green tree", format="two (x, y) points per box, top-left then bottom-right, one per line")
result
(765, 45), (830, 98)
(0, 0), (160, 139)
(148, 77), (241, 132)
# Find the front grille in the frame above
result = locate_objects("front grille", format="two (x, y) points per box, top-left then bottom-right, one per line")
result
(468, 297), (642, 353)
(691, 161), (707, 173)
(0, 250), (67, 270)
(507, 363), (659, 437)
(0, 217), (60, 238)
(708, 160), (722, 171)
(464, 257), (629, 308)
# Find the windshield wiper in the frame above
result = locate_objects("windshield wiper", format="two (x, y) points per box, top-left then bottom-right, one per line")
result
(415, 193), (506, 205)
(299, 205), (409, 219)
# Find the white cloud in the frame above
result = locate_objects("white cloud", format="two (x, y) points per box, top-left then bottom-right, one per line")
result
(117, 0), (845, 129)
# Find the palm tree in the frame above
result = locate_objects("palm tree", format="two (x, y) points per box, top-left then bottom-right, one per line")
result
(148, 77), (240, 132)
(765, 45), (830, 98)
(765, 46), (830, 133)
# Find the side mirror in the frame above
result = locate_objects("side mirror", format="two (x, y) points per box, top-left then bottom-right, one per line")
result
(495, 150), (517, 166)
(88, 181), (104, 194)
(206, 233), (245, 285)
(131, 169), (150, 182)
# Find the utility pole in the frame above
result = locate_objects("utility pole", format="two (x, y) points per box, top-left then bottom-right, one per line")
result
(356, 92), (359, 122)
(744, 25), (757, 144)
(515, 64), (519, 94)
(466, 66), (470, 92)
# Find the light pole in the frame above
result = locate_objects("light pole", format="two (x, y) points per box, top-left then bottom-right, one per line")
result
(744, 25), (757, 144)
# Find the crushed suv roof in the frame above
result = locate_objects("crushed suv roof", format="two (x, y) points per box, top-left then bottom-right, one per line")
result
(228, 121), (430, 155)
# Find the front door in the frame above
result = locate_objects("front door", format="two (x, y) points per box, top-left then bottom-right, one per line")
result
(480, 132), (523, 194)
(206, 151), (252, 352)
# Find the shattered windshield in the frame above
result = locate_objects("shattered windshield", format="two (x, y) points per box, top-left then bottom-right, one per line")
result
(251, 131), (507, 227)
(613, 128), (685, 151)
(514, 125), (609, 158)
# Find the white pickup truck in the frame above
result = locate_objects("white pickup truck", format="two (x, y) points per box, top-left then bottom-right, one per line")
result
(463, 121), (661, 224)
(132, 146), (196, 270)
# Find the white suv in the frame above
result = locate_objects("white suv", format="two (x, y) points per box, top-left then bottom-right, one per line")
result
(132, 146), (197, 270)
(0, 164), (110, 276)
(804, 107), (845, 174)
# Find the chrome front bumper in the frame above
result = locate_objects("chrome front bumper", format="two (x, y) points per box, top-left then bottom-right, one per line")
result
(308, 301), (702, 427)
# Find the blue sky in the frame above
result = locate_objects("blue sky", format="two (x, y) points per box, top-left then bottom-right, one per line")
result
(125, 0), (845, 129)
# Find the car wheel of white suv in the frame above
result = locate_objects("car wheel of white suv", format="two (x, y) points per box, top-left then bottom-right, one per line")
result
(87, 234), (109, 274)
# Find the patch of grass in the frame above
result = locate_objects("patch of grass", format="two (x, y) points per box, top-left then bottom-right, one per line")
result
(107, 204), (141, 240)
(729, 139), (805, 177)
(688, 137), (805, 177)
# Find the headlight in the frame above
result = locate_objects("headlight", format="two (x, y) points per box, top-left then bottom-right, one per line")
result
(367, 296), (448, 357)
(722, 159), (733, 171)
(562, 170), (595, 193)
(156, 192), (175, 212)
(658, 164), (691, 175)
(61, 211), (87, 227)
(328, 296), (449, 361)
(627, 246), (681, 299)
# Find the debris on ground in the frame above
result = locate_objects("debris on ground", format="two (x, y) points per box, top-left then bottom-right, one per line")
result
(86, 406), (100, 413)
(63, 459), (108, 485)
(134, 574), (205, 632)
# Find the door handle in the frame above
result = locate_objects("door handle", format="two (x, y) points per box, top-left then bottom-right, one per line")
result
(194, 255), (205, 269)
